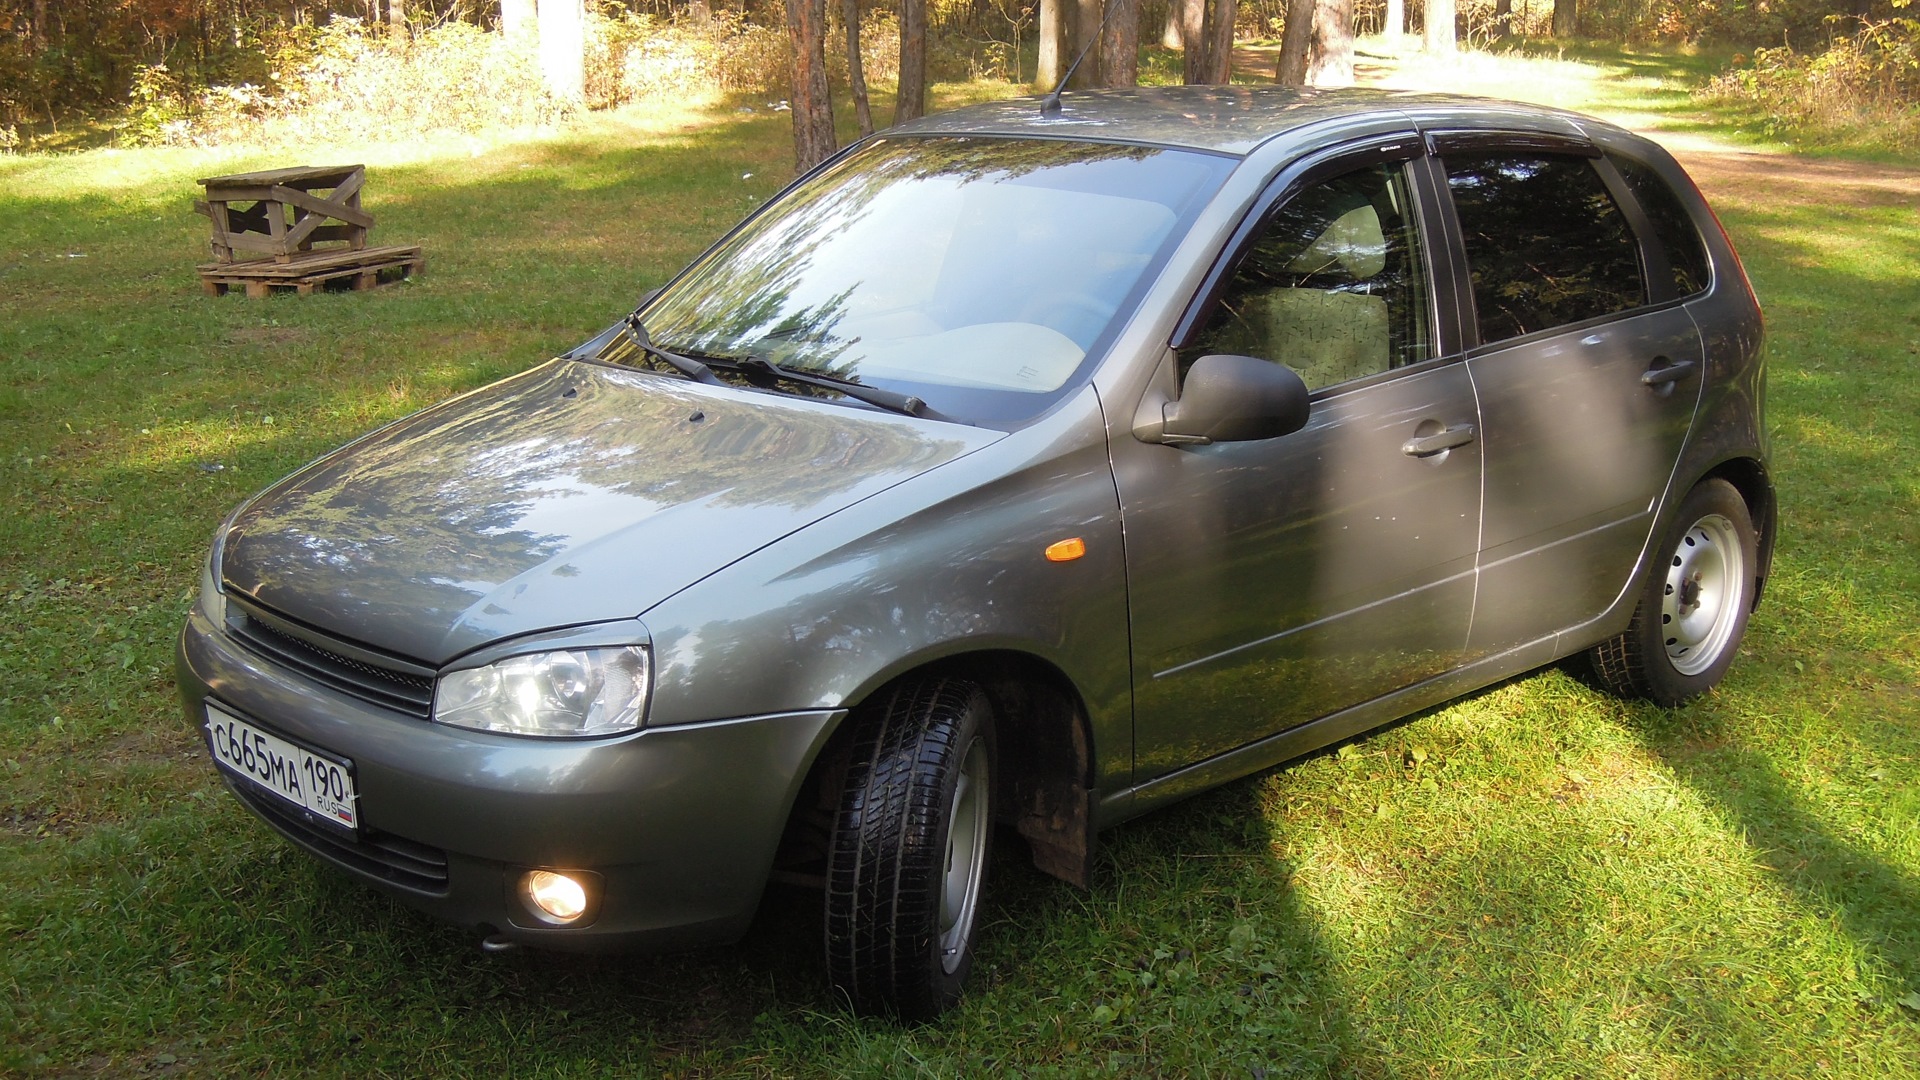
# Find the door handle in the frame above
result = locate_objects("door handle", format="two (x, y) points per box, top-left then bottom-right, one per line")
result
(1402, 423), (1476, 457)
(1641, 359), (1699, 387)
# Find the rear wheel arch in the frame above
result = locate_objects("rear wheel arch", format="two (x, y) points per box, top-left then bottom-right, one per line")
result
(1699, 456), (1775, 607)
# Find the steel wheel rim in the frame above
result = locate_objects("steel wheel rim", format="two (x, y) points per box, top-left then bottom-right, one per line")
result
(938, 735), (988, 975)
(1662, 512), (1745, 676)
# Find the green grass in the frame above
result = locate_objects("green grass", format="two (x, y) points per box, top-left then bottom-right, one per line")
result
(4, 51), (1920, 1078)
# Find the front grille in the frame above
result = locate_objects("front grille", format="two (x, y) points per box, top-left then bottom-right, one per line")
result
(231, 780), (451, 895)
(228, 609), (435, 719)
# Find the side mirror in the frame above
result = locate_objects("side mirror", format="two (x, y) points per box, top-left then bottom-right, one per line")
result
(1158, 354), (1310, 445)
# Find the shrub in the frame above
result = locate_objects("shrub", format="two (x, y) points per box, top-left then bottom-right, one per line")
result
(133, 12), (811, 148)
(1698, 18), (1920, 152)
(599, 11), (792, 102)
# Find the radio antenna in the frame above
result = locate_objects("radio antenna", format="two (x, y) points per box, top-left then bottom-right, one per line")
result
(1040, 11), (1110, 117)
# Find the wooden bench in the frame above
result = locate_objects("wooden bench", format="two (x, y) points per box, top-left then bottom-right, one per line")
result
(194, 164), (372, 264)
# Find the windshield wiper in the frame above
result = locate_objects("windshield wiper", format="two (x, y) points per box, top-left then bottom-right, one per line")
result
(732, 354), (933, 419)
(618, 314), (934, 419)
(621, 314), (725, 387)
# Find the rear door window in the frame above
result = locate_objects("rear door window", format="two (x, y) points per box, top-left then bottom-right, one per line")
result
(1444, 154), (1647, 346)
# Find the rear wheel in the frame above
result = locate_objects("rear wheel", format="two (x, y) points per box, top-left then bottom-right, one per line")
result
(1591, 478), (1758, 705)
(825, 678), (994, 1019)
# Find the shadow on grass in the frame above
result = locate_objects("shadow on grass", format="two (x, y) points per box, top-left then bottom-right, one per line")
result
(1655, 726), (1920, 988)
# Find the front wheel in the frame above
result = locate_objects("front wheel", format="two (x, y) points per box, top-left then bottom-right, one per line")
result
(825, 678), (994, 1019)
(1591, 478), (1758, 705)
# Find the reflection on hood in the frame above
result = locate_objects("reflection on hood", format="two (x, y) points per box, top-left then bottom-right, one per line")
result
(221, 360), (998, 663)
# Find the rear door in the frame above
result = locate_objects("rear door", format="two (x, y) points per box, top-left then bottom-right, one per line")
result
(1426, 132), (1707, 657)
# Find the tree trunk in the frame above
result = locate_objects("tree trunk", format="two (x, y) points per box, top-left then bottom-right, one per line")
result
(1038, 0), (1069, 88)
(843, 0), (873, 135)
(1552, 0), (1575, 37)
(1424, 0), (1454, 53)
(895, 0), (926, 123)
(786, 0), (837, 170)
(1162, 4), (1183, 48)
(1382, 0), (1402, 40)
(1305, 0), (1351, 85)
(1203, 0), (1236, 84)
(500, 0), (533, 38)
(1069, 0), (1102, 88)
(1100, 0), (1140, 86)
(1276, 0), (1312, 85)
(1490, 0), (1511, 39)
(1180, 0), (1206, 83)
(690, 0), (713, 24)
(30, 0), (46, 50)
(538, 0), (585, 98)
(388, 0), (407, 40)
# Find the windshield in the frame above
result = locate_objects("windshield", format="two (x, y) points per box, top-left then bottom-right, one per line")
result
(625, 135), (1234, 423)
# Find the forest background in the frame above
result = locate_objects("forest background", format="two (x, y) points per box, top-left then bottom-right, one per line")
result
(3, 0), (1919, 164)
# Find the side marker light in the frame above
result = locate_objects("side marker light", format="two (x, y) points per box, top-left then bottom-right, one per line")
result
(1045, 537), (1087, 562)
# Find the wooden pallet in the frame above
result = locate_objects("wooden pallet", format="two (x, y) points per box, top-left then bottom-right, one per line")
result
(198, 245), (425, 298)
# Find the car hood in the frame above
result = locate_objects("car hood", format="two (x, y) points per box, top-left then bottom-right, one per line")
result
(219, 359), (1000, 664)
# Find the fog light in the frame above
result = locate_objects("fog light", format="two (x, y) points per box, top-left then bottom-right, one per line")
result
(523, 870), (589, 923)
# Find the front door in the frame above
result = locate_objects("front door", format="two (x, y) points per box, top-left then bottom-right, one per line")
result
(1116, 153), (1484, 782)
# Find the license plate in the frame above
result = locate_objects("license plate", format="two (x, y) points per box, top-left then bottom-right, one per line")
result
(204, 703), (359, 833)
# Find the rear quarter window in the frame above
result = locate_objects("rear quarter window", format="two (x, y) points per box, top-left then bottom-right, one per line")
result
(1611, 154), (1713, 297)
(1444, 153), (1647, 346)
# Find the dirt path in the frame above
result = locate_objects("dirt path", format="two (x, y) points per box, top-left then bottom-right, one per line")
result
(1224, 44), (1920, 212)
(1647, 134), (1918, 211)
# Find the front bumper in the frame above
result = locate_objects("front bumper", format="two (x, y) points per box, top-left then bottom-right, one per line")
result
(177, 606), (840, 952)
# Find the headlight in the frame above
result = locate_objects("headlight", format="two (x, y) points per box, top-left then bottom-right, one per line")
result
(433, 647), (650, 738)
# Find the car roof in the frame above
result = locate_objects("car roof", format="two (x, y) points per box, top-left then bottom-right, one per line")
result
(895, 86), (1623, 157)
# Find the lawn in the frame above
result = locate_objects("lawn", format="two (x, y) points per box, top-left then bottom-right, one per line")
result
(2, 45), (1917, 1078)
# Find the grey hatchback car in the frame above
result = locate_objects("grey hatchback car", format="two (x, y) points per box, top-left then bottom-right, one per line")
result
(178, 87), (1771, 1018)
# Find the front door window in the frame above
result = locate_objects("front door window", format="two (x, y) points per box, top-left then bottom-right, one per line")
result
(1184, 162), (1431, 390)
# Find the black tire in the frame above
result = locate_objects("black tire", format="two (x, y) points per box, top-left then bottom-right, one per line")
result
(1591, 478), (1758, 706)
(824, 677), (994, 1020)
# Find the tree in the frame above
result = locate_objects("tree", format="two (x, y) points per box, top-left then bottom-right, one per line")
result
(1277, 0), (1313, 85)
(843, 0), (873, 136)
(387, 0), (405, 40)
(1382, 0), (1402, 40)
(537, 0), (584, 99)
(895, 0), (926, 123)
(1305, 0), (1352, 86)
(1071, 0), (1102, 87)
(1202, 0), (1236, 83)
(500, 0), (533, 38)
(1491, 0), (1513, 39)
(1425, 0), (1455, 53)
(785, 0), (837, 171)
(1099, 0), (1140, 86)
(1038, 0), (1068, 87)
(1552, 0), (1576, 37)
(1180, 0), (1207, 82)
(1180, 0), (1237, 85)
